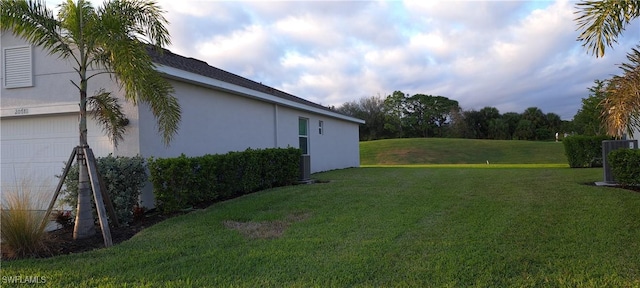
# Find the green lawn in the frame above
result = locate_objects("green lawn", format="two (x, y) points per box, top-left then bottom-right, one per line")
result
(360, 138), (567, 165)
(2, 167), (640, 287)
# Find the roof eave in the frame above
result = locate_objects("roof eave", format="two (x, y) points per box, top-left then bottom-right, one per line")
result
(155, 63), (365, 124)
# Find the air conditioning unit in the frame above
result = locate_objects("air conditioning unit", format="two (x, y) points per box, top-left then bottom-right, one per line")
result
(299, 155), (311, 183)
(602, 140), (639, 183)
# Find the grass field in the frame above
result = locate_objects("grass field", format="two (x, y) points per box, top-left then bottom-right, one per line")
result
(2, 166), (640, 287)
(360, 138), (567, 165)
(3, 138), (638, 286)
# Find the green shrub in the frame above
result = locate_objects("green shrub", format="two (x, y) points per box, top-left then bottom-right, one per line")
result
(0, 179), (50, 259)
(563, 135), (613, 168)
(146, 155), (203, 214)
(148, 148), (301, 213)
(59, 155), (148, 225)
(608, 149), (640, 186)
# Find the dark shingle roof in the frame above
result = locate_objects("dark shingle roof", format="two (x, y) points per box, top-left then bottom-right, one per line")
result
(147, 47), (345, 117)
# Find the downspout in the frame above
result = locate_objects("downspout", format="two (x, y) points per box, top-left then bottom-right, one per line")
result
(274, 104), (279, 147)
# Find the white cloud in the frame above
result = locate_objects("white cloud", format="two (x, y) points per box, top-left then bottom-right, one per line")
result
(274, 14), (344, 50)
(43, 0), (640, 120)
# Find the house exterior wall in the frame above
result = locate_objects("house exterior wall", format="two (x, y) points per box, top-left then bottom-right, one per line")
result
(1, 32), (140, 158)
(276, 106), (360, 173)
(1, 32), (118, 109)
(134, 78), (361, 206)
(2, 32), (362, 209)
(1, 33), (140, 204)
(0, 113), (113, 194)
(138, 78), (361, 173)
(631, 127), (640, 141)
(137, 79), (278, 158)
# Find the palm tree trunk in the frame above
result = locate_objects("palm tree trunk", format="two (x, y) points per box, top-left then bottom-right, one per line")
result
(73, 74), (96, 239)
(73, 148), (96, 239)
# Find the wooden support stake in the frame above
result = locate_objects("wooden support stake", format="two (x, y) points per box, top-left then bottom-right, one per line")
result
(40, 147), (77, 232)
(98, 171), (120, 227)
(84, 147), (113, 247)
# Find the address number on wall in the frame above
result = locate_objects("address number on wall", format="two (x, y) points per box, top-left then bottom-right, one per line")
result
(14, 108), (29, 115)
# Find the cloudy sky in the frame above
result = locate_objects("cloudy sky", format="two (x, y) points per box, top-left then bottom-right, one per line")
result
(53, 0), (640, 119)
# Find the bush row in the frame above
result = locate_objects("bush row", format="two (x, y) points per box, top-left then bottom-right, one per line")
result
(60, 155), (147, 225)
(563, 135), (613, 168)
(608, 149), (640, 186)
(148, 148), (301, 213)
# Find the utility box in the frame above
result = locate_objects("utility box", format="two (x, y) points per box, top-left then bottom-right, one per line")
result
(602, 140), (639, 183)
(299, 154), (311, 182)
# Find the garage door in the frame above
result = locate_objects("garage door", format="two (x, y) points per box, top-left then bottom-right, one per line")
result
(1, 113), (112, 207)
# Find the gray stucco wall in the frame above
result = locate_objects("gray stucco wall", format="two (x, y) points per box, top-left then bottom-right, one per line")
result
(138, 78), (361, 173)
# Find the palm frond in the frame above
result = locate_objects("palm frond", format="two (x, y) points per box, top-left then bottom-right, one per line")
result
(602, 47), (640, 138)
(575, 0), (640, 57)
(88, 0), (179, 145)
(87, 90), (128, 147)
(602, 80), (631, 138)
(100, 0), (170, 47)
(0, 0), (71, 58)
(138, 71), (180, 145)
(58, 0), (97, 52)
(3, 0), (179, 146)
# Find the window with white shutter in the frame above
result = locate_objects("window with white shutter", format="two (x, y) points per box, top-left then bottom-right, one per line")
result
(3, 45), (33, 88)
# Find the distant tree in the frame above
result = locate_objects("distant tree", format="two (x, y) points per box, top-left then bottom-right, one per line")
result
(479, 107), (501, 139)
(383, 91), (407, 138)
(404, 94), (459, 138)
(432, 97), (460, 137)
(513, 119), (535, 140)
(404, 94), (432, 137)
(561, 120), (575, 135)
(438, 106), (458, 137)
(488, 118), (509, 140)
(447, 107), (469, 138)
(336, 95), (387, 141)
(462, 107), (500, 139)
(462, 110), (483, 139)
(572, 80), (607, 135)
(502, 112), (522, 139)
(522, 107), (547, 129)
(535, 127), (553, 141)
(545, 113), (563, 137)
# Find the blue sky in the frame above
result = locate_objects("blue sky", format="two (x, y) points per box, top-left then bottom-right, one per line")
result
(49, 0), (640, 120)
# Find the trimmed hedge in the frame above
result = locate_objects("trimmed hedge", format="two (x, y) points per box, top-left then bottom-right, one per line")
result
(563, 135), (613, 168)
(148, 147), (301, 213)
(608, 149), (640, 186)
(59, 155), (148, 225)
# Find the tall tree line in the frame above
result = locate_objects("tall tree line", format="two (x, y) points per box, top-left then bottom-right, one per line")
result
(336, 91), (567, 141)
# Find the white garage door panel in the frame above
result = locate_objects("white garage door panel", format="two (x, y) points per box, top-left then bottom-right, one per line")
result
(1, 114), (113, 209)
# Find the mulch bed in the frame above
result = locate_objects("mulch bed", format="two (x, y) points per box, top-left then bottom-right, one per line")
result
(1, 209), (186, 261)
(47, 211), (175, 256)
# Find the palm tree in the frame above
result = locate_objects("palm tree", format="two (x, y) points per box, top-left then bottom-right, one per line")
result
(0, 0), (181, 239)
(575, 0), (640, 138)
(575, 0), (640, 57)
(601, 47), (640, 138)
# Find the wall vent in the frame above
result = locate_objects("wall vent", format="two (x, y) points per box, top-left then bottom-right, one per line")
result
(3, 45), (33, 88)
